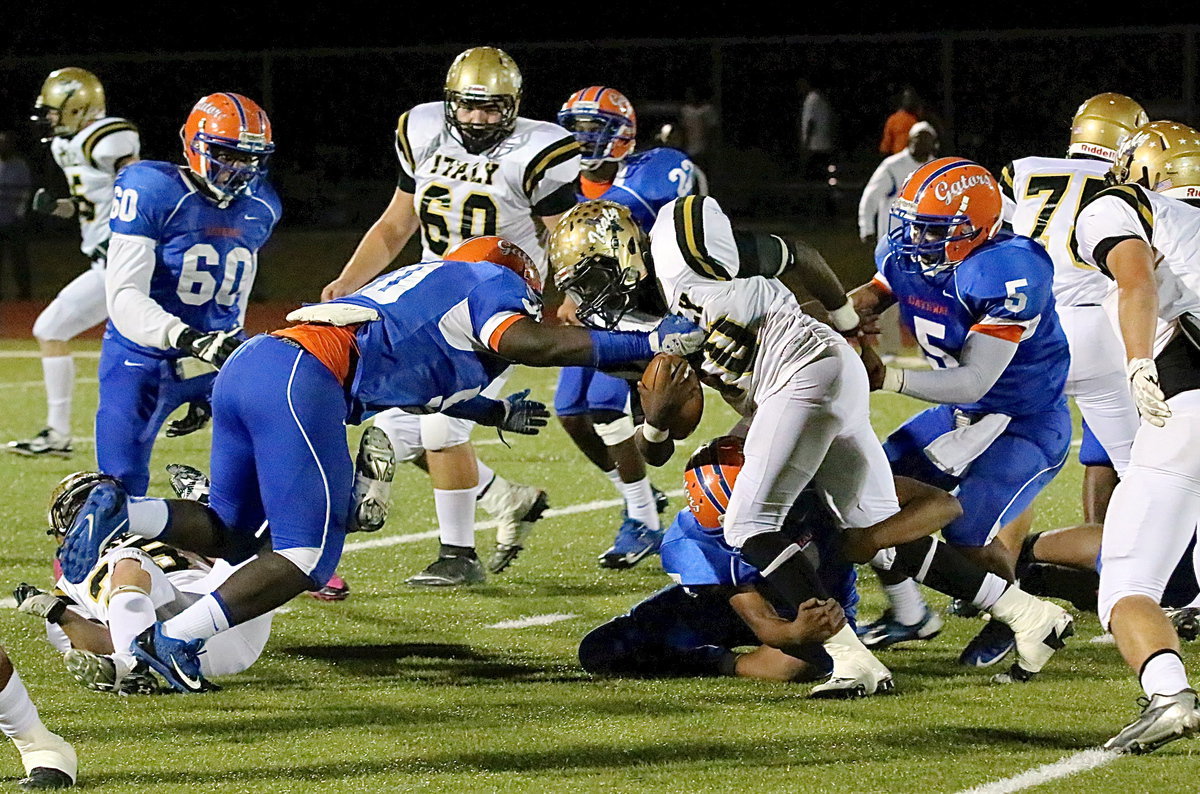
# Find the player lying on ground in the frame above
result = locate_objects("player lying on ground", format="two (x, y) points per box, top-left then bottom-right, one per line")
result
(57, 236), (704, 693)
(15, 470), (274, 695)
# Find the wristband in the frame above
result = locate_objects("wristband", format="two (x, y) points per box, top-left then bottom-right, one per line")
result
(589, 329), (653, 368)
(641, 423), (670, 444)
(881, 366), (905, 393)
(828, 300), (860, 332)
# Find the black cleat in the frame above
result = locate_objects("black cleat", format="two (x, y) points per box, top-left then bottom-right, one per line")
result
(406, 554), (486, 587)
(18, 767), (73, 790)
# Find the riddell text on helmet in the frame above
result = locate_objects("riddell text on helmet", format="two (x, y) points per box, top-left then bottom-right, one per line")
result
(933, 173), (993, 204)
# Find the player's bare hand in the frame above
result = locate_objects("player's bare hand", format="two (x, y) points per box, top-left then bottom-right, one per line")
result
(784, 598), (846, 645)
(556, 295), (583, 326)
(638, 357), (695, 430)
(321, 277), (356, 303)
(860, 340), (886, 391)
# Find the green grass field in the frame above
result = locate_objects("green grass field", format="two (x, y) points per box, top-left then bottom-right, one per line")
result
(0, 340), (1195, 793)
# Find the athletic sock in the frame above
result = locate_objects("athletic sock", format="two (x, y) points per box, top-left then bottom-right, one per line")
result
(162, 593), (232, 642)
(604, 468), (623, 494)
(1140, 650), (1191, 699)
(474, 461), (497, 500)
(0, 669), (57, 755)
(434, 487), (476, 548)
(128, 498), (169, 539)
(41, 356), (73, 437)
(740, 531), (827, 607)
(108, 589), (157, 656)
(892, 536), (1006, 608)
(619, 477), (659, 530)
(882, 579), (927, 625)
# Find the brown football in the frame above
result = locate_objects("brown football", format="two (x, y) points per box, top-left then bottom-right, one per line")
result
(639, 353), (704, 439)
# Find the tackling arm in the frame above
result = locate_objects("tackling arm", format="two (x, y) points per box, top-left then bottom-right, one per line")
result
(728, 590), (846, 650)
(322, 188), (421, 301)
(872, 330), (1018, 403)
(841, 476), (964, 564)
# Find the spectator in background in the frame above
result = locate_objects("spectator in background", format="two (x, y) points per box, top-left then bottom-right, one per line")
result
(0, 132), (32, 299)
(880, 86), (923, 156)
(679, 87), (718, 172)
(798, 77), (835, 180)
(858, 121), (938, 243)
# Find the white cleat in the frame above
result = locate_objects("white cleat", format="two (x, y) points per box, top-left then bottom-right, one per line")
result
(17, 732), (77, 788)
(1104, 689), (1200, 754)
(482, 478), (549, 573)
(7, 428), (72, 459)
(811, 626), (895, 699)
(346, 426), (396, 533)
(988, 587), (1074, 682)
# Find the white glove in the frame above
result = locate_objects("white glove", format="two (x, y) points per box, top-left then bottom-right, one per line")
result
(649, 314), (706, 357)
(1127, 357), (1171, 427)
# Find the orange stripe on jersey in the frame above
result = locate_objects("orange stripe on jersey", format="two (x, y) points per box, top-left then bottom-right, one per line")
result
(580, 177), (612, 200)
(488, 314), (526, 352)
(871, 275), (893, 295)
(272, 324), (359, 384)
(969, 323), (1023, 343)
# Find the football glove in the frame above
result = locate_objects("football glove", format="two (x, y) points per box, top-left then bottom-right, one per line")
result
(649, 314), (706, 357)
(13, 583), (67, 624)
(174, 327), (242, 368)
(31, 188), (57, 215)
(499, 389), (549, 436)
(1127, 357), (1171, 427)
(165, 401), (212, 438)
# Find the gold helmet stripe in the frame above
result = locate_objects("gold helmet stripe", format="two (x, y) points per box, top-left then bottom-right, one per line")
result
(673, 196), (731, 281)
(522, 136), (580, 198)
(81, 119), (137, 169)
(394, 111), (415, 171)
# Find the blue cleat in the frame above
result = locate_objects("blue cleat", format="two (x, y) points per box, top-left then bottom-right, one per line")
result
(131, 623), (216, 694)
(598, 518), (664, 570)
(860, 607), (944, 649)
(958, 618), (1016, 667)
(57, 481), (129, 585)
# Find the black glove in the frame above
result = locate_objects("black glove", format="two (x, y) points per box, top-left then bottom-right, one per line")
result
(499, 389), (549, 436)
(31, 188), (61, 216)
(166, 401), (212, 437)
(175, 327), (242, 368)
(13, 583), (67, 624)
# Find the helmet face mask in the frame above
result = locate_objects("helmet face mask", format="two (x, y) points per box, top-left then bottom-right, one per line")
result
(548, 201), (649, 329)
(444, 47), (522, 155)
(556, 256), (636, 329)
(888, 208), (978, 275)
(181, 93), (274, 205)
(31, 67), (106, 142)
(47, 471), (119, 542)
(558, 87), (637, 170)
(1108, 121), (1200, 200)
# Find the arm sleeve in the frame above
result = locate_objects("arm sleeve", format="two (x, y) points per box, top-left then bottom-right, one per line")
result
(105, 233), (188, 349)
(1074, 187), (1153, 276)
(394, 111), (417, 194)
(897, 330), (1018, 403)
(858, 161), (892, 238)
(442, 394), (505, 425)
(732, 231), (790, 278)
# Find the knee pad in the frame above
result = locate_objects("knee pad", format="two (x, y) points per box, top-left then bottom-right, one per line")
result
(594, 415), (635, 447)
(870, 547), (896, 571)
(419, 413), (471, 452)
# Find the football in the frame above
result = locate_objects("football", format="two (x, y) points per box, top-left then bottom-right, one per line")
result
(639, 353), (704, 439)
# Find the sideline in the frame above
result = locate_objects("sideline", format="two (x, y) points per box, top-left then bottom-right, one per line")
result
(955, 748), (1117, 794)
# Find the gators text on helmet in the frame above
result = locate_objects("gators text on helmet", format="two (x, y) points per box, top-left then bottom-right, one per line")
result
(180, 92), (274, 206)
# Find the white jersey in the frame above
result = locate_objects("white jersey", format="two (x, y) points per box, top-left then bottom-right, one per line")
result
(53, 535), (209, 624)
(49, 115), (140, 260)
(1074, 183), (1200, 355)
(395, 102), (580, 279)
(649, 196), (842, 413)
(857, 149), (932, 240)
(1001, 155), (1113, 307)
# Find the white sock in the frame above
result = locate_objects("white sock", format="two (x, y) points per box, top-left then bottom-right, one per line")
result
(127, 498), (169, 539)
(971, 572), (1010, 611)
(435, 487), (476, 548)
(604, 468), (623, 494)
(619, 477), (659, 530)
(107, 589), (157, 656)
(475, 461), (497, 499)
(1141, 650), (1191, 699)
(883, 578), (927, 625)
(41, 356), (74, 437)
(162, 593), (231, 642)
(0, 669), (52, 750)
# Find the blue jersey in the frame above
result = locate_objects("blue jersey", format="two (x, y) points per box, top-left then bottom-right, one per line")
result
(876, 231), (1068, 416)
(335, 260), (539, 422)
(587, 147), (695, 231)
(108, 161), (280, 358)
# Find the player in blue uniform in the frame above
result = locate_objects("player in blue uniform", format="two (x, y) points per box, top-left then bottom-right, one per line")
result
(550, 86), (700, 570)
(58, 235), (705, 693)
(100, 92), (278, 497)
(852, 157), (1072, 667)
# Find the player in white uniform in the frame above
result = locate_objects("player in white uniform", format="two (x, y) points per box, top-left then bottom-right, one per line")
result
(1001, 93), (1145, 514)
(14, 471), (272, 695)
(8, 68), (139, 458)
(321, 47), (581, 586)
(1073, 122), (1200, 753)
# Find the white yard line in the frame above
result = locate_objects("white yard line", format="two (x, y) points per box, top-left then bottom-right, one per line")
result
(0, 378), (98, 389)
(486, 613), (580, 629)
(956, 748), (1118, 794)
(0, 350), (100, 359)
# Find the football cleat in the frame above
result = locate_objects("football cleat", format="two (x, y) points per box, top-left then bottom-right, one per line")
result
(959, 619), (1016, 667)
(16, 732), (76, 790)
(346, 426), (395, 533)
(166, 463), (211, 503)
(406, 554), (486, 587)
(308, 573), (350, 601)
(57, 481), (129, 585)
(7, 428), (72, 458)
(812, 631), (895, 699)
(486, 485), (549, 574)
(63, 649), (159, 695)
(810, 671), (896, 700)
(860, 607), (943, 650)
(598, 518), (663, 570)
(989, 587), (1074, 678)
(130, 623), (216, 694)
(945, 598), (982, 619)
(1166, 607), (1200, 642)
(1104, 689), (1200, 754)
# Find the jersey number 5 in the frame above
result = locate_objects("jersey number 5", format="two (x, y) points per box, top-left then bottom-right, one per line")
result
(418, 184), (499, 255)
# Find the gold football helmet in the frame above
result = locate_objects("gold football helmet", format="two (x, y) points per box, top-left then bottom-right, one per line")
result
(547, 200), (649, 329)
(47, 470), (119, 541)
(1109, 120), (1200, 199)
(1068, 93), (1148, 161)
(32, 67), (106, 141)
(444, 47), (522, 154)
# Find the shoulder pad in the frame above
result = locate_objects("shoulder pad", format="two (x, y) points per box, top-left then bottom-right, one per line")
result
(958, 234), (1053, 299)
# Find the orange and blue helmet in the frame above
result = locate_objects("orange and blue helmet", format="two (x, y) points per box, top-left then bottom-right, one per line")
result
(558, 86), (637, 170)
(683, 436), (744, 532)
(887, 157), (1002, 275)
(181, 92), (274, 205)
(447, 235), (541, 294)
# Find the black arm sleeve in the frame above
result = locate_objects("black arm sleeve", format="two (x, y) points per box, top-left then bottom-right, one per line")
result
(396, 168), (416, 194)
(533, 182), (579, 217)
(1092, 234), (1144, 278)
(732, 231), (791, 278)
